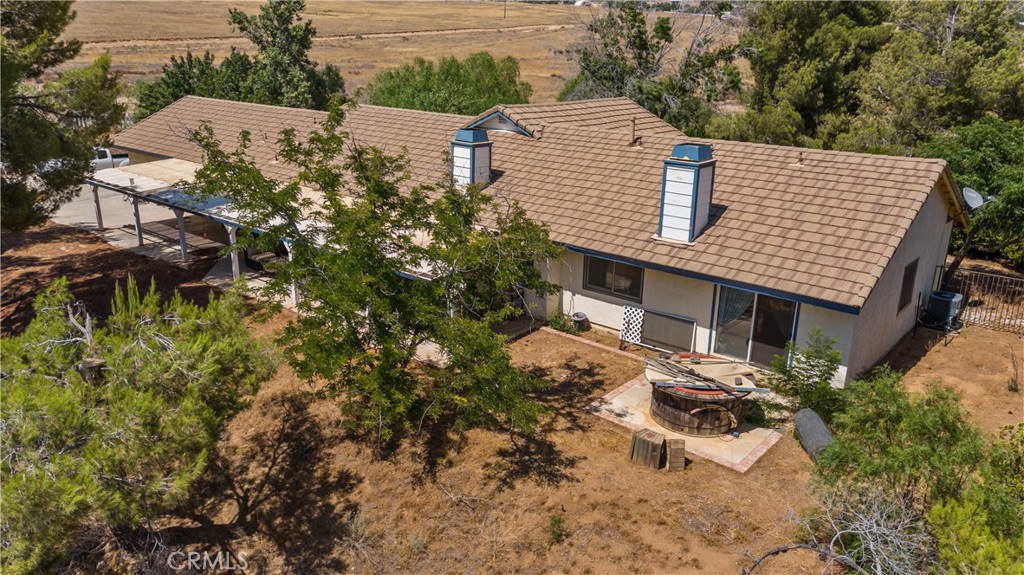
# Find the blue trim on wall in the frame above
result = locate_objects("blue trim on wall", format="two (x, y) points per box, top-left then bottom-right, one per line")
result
(689, 166), (700, 243)
(792, 302), (801, 342)
(465, 111), (532, 137)
(469, 144), (475, 184)
(657, 164), (668, 237)
(564, 244), (861, 315)
(786, 302), (802, 368)
(707, 284), (718, 354)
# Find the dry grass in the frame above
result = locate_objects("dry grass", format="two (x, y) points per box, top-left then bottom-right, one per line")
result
(62, 1), (741, 103)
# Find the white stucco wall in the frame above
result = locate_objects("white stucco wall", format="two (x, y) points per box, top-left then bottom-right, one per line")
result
(557, 251), (721, 355)
(522, 256), (564, 320)
(847, 184), (954, 377)
(795, 303), (856, 385)
(534, 205), (952, 388)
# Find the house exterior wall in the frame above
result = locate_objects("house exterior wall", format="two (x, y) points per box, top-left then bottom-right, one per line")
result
(847, 184), (954, 377)
(548, 251), (863, 384)
(795, 303), (856, 384)
(530, 183), (953, 386)
(557, 251), (738, 357)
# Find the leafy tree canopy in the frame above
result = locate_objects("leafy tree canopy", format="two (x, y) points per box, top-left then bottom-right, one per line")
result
(815, 367), (985, 510)
(0, 278), (275, 574)
(365, 52), (532, 115)
(133, 0), (344, 120)
(187, 102), (562, 445)
(1, 0), (125, 231)
(723, 0), (891, 147)
(836, 0), (1024, 154)
(917, 117), (1024, 267)
(559, 1), (738, 136)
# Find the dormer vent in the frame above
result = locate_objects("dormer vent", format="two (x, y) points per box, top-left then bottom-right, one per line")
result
(658, 143), (716, 243)
(450, 129), (492, 187)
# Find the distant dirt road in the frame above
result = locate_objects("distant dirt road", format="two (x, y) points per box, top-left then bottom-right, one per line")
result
(81, 23), (579, 49)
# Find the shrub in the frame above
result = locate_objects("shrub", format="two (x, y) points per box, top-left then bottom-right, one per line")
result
(546, 514), (567, 545)
(546, 313), (579, 335)
(815, 368), (985, 509)
(765, 328), (845, 422)
(0, 277), (275, 574)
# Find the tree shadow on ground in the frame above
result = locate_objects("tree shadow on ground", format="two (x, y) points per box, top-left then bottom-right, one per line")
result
(484, 434), (583, 493)
(476, 353), (613, 491)
(161, 392), (360, 574)
(524, 353), (611, 433)
(1, 223), (217, 336)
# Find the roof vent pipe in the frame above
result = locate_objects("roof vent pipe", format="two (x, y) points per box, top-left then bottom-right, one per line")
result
(450, 129), (492, 188)
(658, 143), (716, 243)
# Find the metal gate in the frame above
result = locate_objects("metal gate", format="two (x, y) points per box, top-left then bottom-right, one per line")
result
(945, 270), (1024, 335)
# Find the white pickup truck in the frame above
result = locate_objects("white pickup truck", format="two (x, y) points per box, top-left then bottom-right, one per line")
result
(91, 147), (130, 170)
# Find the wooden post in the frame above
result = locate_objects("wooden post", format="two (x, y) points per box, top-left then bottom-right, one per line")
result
(174, 209), (188, 263)
(91, 185), (104, 231)
(132, 197), (144, 246)
(226, 225), (240, 280)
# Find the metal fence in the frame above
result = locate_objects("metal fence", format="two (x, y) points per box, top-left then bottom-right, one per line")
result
(945, 270), (1024, 335)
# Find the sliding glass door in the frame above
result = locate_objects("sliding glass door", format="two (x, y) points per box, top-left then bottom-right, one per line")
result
(714, 286), (797, 366)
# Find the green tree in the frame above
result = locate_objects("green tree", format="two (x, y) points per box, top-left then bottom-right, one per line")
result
(917, 117), (1024, 269)
(0, 278), (275, 574)
(815, 368), (985, 509)
(558, 1), (674, 102)
(720, 0), (891, 147)
(133, 0), (344, 120)
(1, 0), (125, 231)
(764, 328), (845, 422)
(559, 1), (736, 135)
(928, 492), (1024, 575)
(836, 0), (1024, 154)
(365, 52), (532, 115)
(187, 101), (562, 444)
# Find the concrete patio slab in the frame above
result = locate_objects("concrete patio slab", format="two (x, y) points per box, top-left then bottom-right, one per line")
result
(588, 374), (782, 473)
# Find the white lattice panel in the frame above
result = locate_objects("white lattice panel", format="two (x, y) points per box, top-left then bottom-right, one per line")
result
(621, 305), (645, 344)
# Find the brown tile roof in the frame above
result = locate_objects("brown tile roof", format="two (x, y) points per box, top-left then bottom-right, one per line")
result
(114, 96), (465, 187)
(466, 97), (680, 138)
(113, 96), (961, 311)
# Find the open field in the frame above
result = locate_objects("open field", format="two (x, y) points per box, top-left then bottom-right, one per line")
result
(63, 1), (584, 103)
(62, 1), (741, 104)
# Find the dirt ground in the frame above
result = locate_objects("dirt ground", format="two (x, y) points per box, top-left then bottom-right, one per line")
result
(2, 223), (818, 575)
(61, 1), (741, 104)
(0, 222), (219, 336)
(6, 225), (1020, 574)
(135, 324), (820, 575)
(883, 327), (1024, 436)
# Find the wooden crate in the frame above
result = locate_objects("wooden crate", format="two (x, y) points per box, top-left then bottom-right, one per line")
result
(629, 428), (665, 470)
(665, 438), (687, 472)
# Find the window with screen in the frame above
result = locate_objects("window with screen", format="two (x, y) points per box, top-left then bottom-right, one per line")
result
(640, 311), (696, 352)
(898, 258), (919, 313)
(584, 255), (643, 302)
